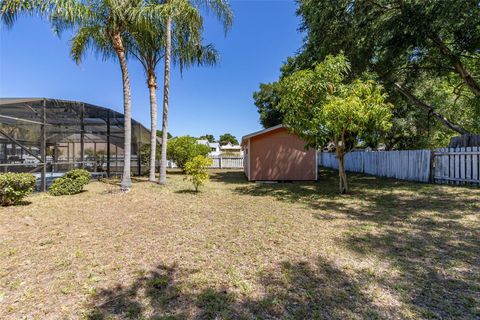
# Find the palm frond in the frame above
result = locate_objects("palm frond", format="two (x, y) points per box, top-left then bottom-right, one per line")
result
(70, 25), (114, 64)
(192, 0), (232, 33)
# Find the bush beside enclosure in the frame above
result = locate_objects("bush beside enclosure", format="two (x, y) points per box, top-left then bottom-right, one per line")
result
(0, 173), (36, 206)
(49, 169), (92, 196)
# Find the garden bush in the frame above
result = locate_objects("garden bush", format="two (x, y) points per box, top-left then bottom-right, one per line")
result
(0, 173), (36, 206)
(167, 136), (210, 171)
(49, 169), (91, 196)
(64, 169), (91, 185)
(185, 155), (213, 192)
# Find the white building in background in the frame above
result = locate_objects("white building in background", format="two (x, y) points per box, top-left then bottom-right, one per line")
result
(197, 140), (221, 156)
(196, 140), (243, 157)
(220, 142), (243, 156)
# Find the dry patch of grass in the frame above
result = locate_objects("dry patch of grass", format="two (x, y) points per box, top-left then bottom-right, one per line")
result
(0, 169), (478, 319)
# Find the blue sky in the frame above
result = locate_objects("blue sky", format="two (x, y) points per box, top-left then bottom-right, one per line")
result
(0, 0), (303, 141)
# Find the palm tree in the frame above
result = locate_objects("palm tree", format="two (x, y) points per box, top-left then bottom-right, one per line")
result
(1, 0), (166, 191)
(158, 0), (233, 185)
(67, 0), (137, 191)
(127, 9), (218, 182)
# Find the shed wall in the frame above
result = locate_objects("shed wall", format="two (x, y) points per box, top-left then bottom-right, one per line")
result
(249, 128), (316, 181)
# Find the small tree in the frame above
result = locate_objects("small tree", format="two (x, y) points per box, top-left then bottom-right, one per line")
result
(185, 155), (213, 192)
(167, 136), (210, 171)
(219, 133), (238, 145)
(277, 54), (393, 194)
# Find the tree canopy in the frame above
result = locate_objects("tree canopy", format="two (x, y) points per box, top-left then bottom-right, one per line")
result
(252, 82), (283, 128)
(167, 136), (210, 170)
(198, 134), (215, 143)
(156, 130), (172, 139)
(254, 0), (480, 149)
(219, 133), (238, 145)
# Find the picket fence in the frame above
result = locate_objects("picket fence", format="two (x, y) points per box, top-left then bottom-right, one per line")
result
(209, 156), (244, 168)
(318, 147), (480, 185)
(168, 156), (244, 169)
(433, 147), (480, 184)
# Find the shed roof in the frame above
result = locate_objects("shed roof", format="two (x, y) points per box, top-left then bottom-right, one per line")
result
(241, 124), (284, 144)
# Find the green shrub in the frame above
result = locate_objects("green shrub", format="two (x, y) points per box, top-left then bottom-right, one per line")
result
(0, 173), (36, 206)
(49, 169), (91, 196)
(167, 136), (210, 171)
(139, 143), (161, 166)
(64, 169), (91, 185)
(184, 155), (213, 192)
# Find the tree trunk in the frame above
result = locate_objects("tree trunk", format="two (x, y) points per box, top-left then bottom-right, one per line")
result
(394, 83), (470, 135)
(113, 33), (132, 191)
(148, 73), (158, 182)
(336, 150), (348, 194)
(159, 16), (171, 185)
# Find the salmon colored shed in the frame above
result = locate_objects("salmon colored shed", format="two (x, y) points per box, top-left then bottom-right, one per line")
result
(241, 125), (318, 181)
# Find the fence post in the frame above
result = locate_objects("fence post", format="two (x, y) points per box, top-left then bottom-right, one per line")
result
(219, 156), (222, 169)
(40, 99), (47, 192)
(429, 150), (436, 183)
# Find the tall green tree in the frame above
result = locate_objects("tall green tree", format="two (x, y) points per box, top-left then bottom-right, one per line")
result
(253, 82), (283, 128)
(277, 55), (392, 194)
(127, 2), (217, 182)
(219, 133), (238, 145)
(288, 0), (480, 148)
(158, 0), (233, 185)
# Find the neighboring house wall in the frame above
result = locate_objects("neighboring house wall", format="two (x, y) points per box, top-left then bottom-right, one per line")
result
(220, 142), (243, 156)
(197, 140), (221, 156)
(247, 127), (316, 181)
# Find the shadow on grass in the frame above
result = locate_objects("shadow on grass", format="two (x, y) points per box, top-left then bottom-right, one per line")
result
(167, 169), (184, 176)
(234, 169), (479, 222)
(230, 169), (480, 318)
(99, 178), (121, 186)
(83, 257), (384, 319)
(209, 170), (248, 185)
(1, 200), (33, 207)
(174, 189), (199, 195)
(13, 200), (33, 206)
(345, 219), (479, 318)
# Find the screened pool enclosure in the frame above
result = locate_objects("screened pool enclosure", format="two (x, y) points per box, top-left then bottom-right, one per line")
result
(0, 98), (152, 190)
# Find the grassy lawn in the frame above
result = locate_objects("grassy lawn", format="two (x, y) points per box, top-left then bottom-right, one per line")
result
(0, 169), (479, 319)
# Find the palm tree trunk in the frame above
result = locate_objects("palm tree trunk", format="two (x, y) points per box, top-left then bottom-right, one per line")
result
(159, 16), (171, 185)
(148, 73), (158, 182)
(113, 34), (132, 191)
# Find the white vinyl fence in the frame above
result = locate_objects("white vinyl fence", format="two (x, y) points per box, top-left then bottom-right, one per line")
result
(318, 150), (432, 182)
(318, 147), (480, 185)
(209, 156), (244, 169)
(168, 156), (244, 169)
